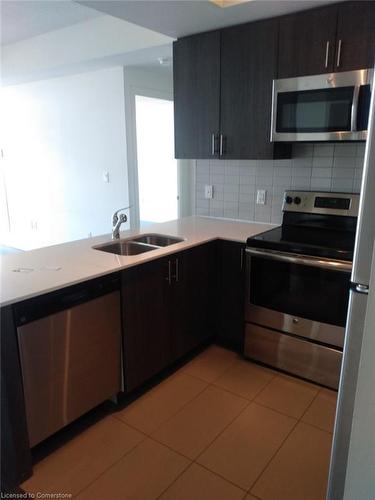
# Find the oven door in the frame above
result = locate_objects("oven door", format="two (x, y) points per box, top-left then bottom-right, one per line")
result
(245, 248), (351, 348)
(271, 69), (373, 142)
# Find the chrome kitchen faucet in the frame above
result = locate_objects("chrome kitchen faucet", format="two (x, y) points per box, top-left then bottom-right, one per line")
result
(112, 207), (130, 239)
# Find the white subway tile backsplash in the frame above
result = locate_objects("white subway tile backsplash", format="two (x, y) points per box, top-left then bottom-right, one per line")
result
(240, 174), (256, 185)
(310, 177), (332, 190)
(330, 178), (354, 192)
(333, 156), (356, 169)
(332, 168), (355, 179)
(225, 164), (240, 176)
(312, 156), (333, 168)
(292, 166), (312, 177)
(224, 191), (239, 201)
(195, 143), (365, 223)
(312, 167), (332, 178)
(334, 144), (357, 157)
(313, 144), (334, 157)
(211, 174), (225, 184)
(291, 177), (311, 190)
(274, 166), (292, 177)
(353, 179), (362, 192)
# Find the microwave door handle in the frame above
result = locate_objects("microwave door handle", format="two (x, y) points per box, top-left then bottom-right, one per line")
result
(351, 85), (360, 132)
(245, 247), (352, 273)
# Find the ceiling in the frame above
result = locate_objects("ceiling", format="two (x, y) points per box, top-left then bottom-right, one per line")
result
(1, 0), (102, 45)
(77, 0), (342, 39)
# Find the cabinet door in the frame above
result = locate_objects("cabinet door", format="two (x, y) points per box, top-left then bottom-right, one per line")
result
(220, 19), (288, 159)
(121, 259), (171, 392)
(278, 5), (338, 78)
(170, 244), (216, 360)
(334, 1), (375, 72)
(216, 241), (245, 352)
(173, 31), (220, 159)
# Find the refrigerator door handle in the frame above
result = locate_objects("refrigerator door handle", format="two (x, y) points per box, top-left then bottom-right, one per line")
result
(355, 284), (369, 294)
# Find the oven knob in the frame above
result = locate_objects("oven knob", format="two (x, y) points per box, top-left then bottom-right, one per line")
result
(294, 196), (301, 205)
(285, 196), (293, 204)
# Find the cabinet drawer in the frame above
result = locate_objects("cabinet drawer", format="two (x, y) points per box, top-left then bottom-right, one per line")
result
(244, 323), (341, 389)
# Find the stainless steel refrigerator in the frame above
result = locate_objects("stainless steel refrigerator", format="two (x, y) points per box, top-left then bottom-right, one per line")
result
(327, 79), (375, 499)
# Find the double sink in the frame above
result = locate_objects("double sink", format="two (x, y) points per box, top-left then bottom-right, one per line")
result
(93, 233), (184, 256)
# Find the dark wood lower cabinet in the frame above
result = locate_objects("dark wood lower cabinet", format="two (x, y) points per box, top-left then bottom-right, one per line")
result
(216, 240), (246, 352)
(170, 243), (216, 360)
(0, 307), (32, 491)
(122, 243), (216, 392)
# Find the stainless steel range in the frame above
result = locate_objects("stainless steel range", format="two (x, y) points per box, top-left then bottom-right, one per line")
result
(244, 191), (359, 389)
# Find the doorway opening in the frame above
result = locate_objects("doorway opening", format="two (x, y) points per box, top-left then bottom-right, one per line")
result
(135, 95), (178, 225)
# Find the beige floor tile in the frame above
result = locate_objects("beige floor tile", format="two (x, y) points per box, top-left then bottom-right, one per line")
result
(251, 422), (333, 500)
(152, 386), (248, 459)
(302, 389), (338, 433)
(197, 403), (296, 490)
(214, 359), (276, 400)
(182, 345), (238, 382)
(75, 438), (189, 500)
(255, 374), (319, 418)
(116, 373), (207, 434)
(159, 463), (245, 500)
(22, 416), (143, 496)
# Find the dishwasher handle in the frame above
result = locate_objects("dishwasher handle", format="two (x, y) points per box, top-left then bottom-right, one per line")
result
(14, 273), (120, 326)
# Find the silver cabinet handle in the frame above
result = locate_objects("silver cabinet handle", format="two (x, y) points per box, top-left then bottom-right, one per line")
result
(219, 134), (224, 156)
(246, 247), (352, 273)
(166, 260), (171, 285)
(351, 85), (360, 132)
(240, 248), (244, 270)
(336, 39), (342, 67)
(175, 258), (179, 282)
(325, 41), (330, 68)
(211, 133), (216, 156)
(172, 258), (179, 283)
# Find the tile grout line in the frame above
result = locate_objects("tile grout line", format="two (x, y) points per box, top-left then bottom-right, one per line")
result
(72, 431), (149, 499)
(246, 412), (300, 496)
(247, 386), (332, 497)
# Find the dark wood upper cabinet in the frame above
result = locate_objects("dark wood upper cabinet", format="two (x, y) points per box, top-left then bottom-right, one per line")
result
(334, 1), (375, 72)
(173, 31), (220, 159)
(278, 5), (339, 78)
(220, 18), (289, 159)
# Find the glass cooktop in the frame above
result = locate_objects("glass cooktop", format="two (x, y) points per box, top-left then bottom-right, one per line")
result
(247, 224), (356, 261)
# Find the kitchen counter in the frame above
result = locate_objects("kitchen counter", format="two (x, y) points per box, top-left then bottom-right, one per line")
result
(0, 216), (275, 307)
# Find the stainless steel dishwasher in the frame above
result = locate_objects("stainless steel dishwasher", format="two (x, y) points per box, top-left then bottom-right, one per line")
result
(15, 274), (122, 447)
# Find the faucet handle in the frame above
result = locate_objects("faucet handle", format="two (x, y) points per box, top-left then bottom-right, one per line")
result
(112, 206), (131, 225)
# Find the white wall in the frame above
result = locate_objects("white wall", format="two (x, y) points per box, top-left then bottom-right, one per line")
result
(343, 245), (375, 500)
(123, 66), (194, 228)
(1, 66), (129, 249)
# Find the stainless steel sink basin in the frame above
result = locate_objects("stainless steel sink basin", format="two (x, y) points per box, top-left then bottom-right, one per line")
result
(131, 233), (184, 247)
(93, 240), (158, 256)
(93, 233), (184, 256)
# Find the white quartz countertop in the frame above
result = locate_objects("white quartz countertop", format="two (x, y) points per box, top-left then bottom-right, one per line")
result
(0, 216), (275, 307)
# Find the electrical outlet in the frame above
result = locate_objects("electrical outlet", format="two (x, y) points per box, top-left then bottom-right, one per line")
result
(205, 185), (214, 199)
(256, 189), (267, 205)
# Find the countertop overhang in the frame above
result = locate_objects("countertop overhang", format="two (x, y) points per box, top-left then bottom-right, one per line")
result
(0, 216), (275, 307)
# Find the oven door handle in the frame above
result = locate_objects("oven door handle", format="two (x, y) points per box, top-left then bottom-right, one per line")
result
(246, 247), (352, 273)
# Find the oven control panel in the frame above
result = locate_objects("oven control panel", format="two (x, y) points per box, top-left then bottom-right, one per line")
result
(282, 191), (360, 217)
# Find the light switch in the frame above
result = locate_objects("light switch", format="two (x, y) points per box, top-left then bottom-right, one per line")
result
(103, 171), (110, 183)
(205, 185), (214, 199)
(256, 189), (266, 205)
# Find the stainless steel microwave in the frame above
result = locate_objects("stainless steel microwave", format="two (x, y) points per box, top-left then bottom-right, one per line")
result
(271, 68), (373, 142)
